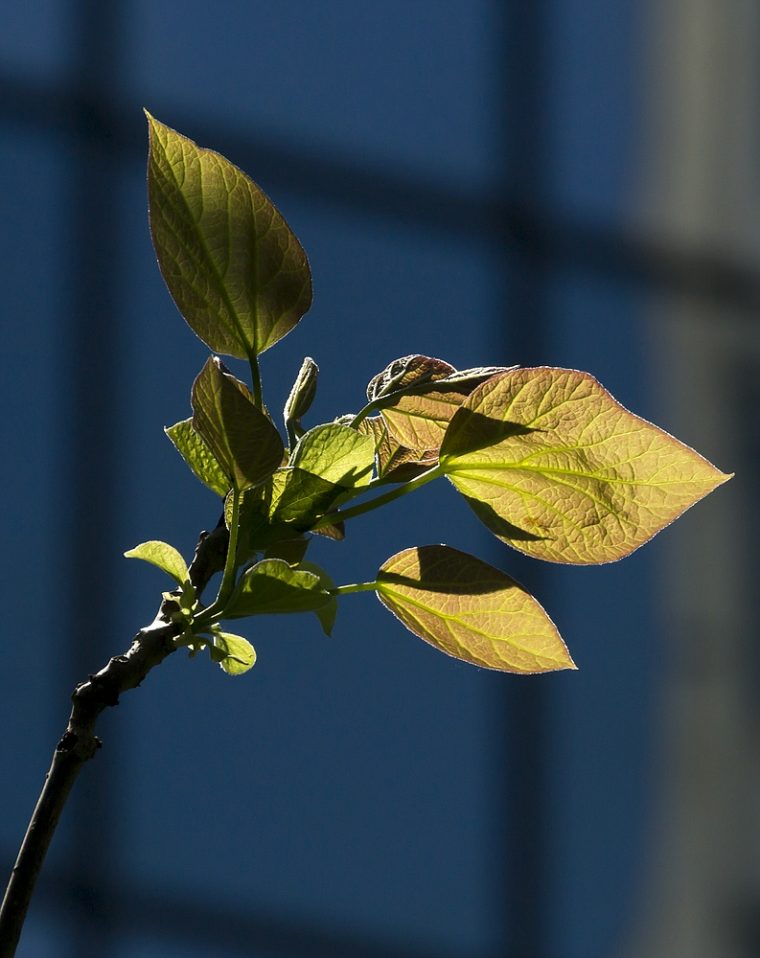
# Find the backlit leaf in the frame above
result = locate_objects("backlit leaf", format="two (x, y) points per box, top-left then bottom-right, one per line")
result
(366, 355), (455, 401)
(290, 423), (375, 488)
(192, 357), (283, 490)
(269, 467), (345, 526)
(284, 357), (319, 445)
(439, 368), (732, 564)
(225, 558), (332, 618)
(165, 418), (230, 497)
(124, 540), (190, 586)
(147, 113), (312, 357)
(377, 545), (573, 673)
(358, 417), (438, 484)
(367, 356), (512, 451)
(212, 630), (256, 675)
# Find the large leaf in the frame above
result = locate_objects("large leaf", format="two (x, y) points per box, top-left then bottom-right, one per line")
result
(165, 417), (231, 497)
(439, 368), (732, 564)
(124, 540), (189, 586)
(290, 423), (375, 488)
(367, 355), (511, 451)
(147, 113), (312, 358)
(191, 357), (283, 490)
(225, 558), (333, 618)
(376, 545), (573, 673)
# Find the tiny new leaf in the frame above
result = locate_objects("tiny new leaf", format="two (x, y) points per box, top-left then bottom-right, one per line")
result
(192, 357), (284, 489)
(358, 417), (438, 483)
(284, 357), (319, 446)
(124, 540), (190, 586)
(376, 545), (573, 673)
(439, 368), (732, 564)
(147, 113), (312, 358)
(367, 355), (511, 451)
(165, 418), (231, 498)
(224, 558), (333, 618)
(211, 630), (257, 675)
(366, 355), (455, 400)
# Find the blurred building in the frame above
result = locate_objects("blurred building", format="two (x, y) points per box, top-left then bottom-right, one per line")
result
(0, 3), (753, 957)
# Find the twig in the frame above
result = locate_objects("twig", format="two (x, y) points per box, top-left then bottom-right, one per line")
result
(0, 524), (228, 957)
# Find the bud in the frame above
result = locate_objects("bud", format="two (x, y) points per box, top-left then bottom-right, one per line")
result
(284, 357), (319, 445)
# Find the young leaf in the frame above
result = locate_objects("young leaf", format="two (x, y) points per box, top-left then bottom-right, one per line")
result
(146, 113), (312, 358)
(192, 357), (284, 489)
(165, 418), (231, 498)
(212, 631), (257, 676)
(225, 486), (293, 561)
(290, 423), (375, 488)
(269, 467), (346, 527)
(284, 357), (319, 446)
(367, 356), (512, 451)
(439, 368), (732, 564)
(376, 545), (573, 673)
(224, 558), (332, 618)
(124, 540), (190, 586)
(366, 355), (455, 401)
(358, 417), (438, 484)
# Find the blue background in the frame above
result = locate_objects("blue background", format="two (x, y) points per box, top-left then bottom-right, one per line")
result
(0, 3), (740, 956)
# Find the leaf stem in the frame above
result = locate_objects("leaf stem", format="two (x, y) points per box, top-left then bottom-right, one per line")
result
(330, 581), (378, 596)
(349, 400), (378, 429)
(248, 350), (263, 408)
(311, 463), (445, 530)
(217, 489), (241, 606)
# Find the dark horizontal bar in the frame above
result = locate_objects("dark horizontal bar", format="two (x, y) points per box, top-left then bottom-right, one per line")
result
(2, 73), (759, 311)
(23, 864), (461, 958)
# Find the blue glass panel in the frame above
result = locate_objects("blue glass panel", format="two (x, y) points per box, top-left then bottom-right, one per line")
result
(546, 0), (642, 226)
(0, 129), (70, 869)
(1, 1), (73, 80)
(545, 269), (659, 958)
(128, 1), (497, 190)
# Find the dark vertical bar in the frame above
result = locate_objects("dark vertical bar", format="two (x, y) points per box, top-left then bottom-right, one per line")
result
(61, 2), (125, 954)
(493, 3), (552, 957)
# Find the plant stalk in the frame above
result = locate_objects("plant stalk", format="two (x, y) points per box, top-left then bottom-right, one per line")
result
(0, 523), (228, 957)
(311, 463), (444, 530)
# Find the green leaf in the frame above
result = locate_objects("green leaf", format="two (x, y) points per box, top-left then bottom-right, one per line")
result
(358, 417), (439, 484)
(124, 540), (190, 586)
(267, 424), (374, 532)
(269, 467), (345, 526)
(165, 418), (231, 497)
(290, 423), (375, 488)
(225, 558), (332, 618)
(439, 368), (732, 564)
(264, 536), (310, 565)
(212, 630), (256, 675)
(376, 545), (573, 673)
(367, 355), (511, 451)
(192, 357), (284, 489)
(146, 113), (312, 358)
